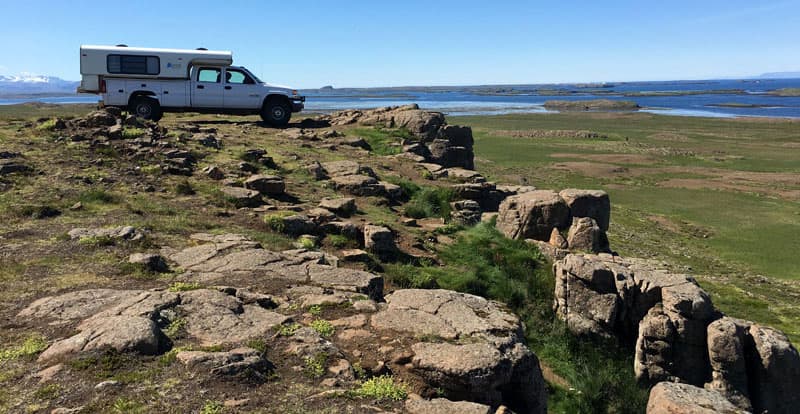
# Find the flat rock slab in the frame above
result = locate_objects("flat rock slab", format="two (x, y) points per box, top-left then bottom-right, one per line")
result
(646, 382), (745, 414)
(176, 347), (270, 378)
(405, 398), (493, 414)
(39, 315), (164, 363)
(68, 226), (143, 241)
(329, 174), (384, 196)
(164, 233), (383, 299)
(220, 186), (262, 207)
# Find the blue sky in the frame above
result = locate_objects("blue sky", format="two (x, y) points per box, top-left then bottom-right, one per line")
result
(1, 0), (799, 88)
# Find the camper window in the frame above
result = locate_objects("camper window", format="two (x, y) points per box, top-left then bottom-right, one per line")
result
(107, 54), (160, 75)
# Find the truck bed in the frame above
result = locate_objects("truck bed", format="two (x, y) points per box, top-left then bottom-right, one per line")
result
(104, 78), (189, 108)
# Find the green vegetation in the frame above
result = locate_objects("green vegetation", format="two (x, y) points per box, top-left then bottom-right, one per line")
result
(455, 111), (800, 341)
(297, 235), (317, 249)
(386, 223), (647, 411)
(403, 186), (454, 220)
(79, 189), (117, 204)
(277, 322), (302, 337)
(174, 179), (195, 195)
(78, 235), (115, 247)
(35, 118), (58, 131)
(544, 99), (640, 111)
(352, 375), (408, 401)
(263, 211), (295, 232)
(246, 338), (268, 354)
(168, 281), (202, 292)
(307, 304), (323, 316)
(164, 317), (187, 339)
(353, 127), (411, 155)
(303, 353), (328, 378)
(326, 234), (357, 248)
(310, 319), (335, 338)
(769, 88), (800, 96)
(200, 400), (224, 414)
(112, 397), (146, 414)
(0, 335), (48, 362)
(121, 127), (146, 139)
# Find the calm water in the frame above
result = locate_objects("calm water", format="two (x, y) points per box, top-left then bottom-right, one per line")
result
(2, 78), (800, 118)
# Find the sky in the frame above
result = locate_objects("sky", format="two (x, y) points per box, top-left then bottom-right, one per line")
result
(1, 0), (799, 88)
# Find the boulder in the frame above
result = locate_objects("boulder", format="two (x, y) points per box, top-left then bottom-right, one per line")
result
(68, 226), (144, 242)
(38, 316), (165, 363)
(319, 197), (357, 216)
(330, 174), (384, 197)
(496, 190), (570, 240)
(128, 253), (168, 273)
(705, 317), (752, 411)
(220, 186), (262, 207)
(646, 382), (746, 414)
(744, 323), (800, 414)
(201, 165), (225, 180)
(405, 398), (493, 414)
(306, 161), (327, 180)
(0, 159), (30, 175)
(363, 225), (395, 256)
(244, 174), (285, 195)
(566, 217), (607, 253)
(321, 160), (374, 178)
(559, 189), (611, 231)
(428, 139), (474, 169)
(371, 289), (546, 413)
(450, 200), (482, 226)
(176, 347), (271, 379)
(548, 228), (568, 249)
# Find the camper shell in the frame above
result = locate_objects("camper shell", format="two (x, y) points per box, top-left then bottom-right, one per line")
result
(78, 45), (233, 93)
(77, 44), (304, 126)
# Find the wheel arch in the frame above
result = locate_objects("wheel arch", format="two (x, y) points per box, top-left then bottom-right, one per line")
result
(262, 93), (291, 109)
(128, 91), (159, 107)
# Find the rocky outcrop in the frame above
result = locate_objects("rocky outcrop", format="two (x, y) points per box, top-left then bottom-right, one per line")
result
(497, 190), (570, 240)
(325, 105), (475, 170)
(646, 382), (745, 414)
(405, 398), (494, 414)
(558, 189), (611, 231)
(555, 253), (800, 412)
(244, 174), (286, 195)
(566, 217), (608, 253)
(176, 347), (271, 379)
(363, 225), (396, 258)
(68, 226), (144, 242)
(450, 200), (482, 226)
(372, 289), (546, 413)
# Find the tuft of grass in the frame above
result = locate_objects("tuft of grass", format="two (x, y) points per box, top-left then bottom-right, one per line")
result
(263, 211), (295, 232)
(326, 234), (356, 248)
(121, 127), (145, 139)
(303, 353), (328, 378)
(310, 319), (335, 338)
(164, 318), (187, 339)
(384, 176), (421, 199)
(277, 322), (301, 337)
(200, 400), (224, 414)
(297, 235), (317, 250)
(0, 335), (48, 362)
(404, 187), (454, 219)
(78, 235), (115, 247)
(245, 338), (268, 354)
(112, 397), (146, 414)
(352, 375), (408, 401)
(79, 189), (117, 204)
(14, 204), (61, 219)
(174, 179), (195, 195)
(168, 281), (202, 292)
(35, 119), (58, 131)
(307, 304), (322, 316)
(33, 384), (60, 400)
(352, 128), (407, 155)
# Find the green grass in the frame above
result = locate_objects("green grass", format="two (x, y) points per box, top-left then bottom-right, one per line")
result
(277, 322), (302, 337)
(168, 281), (202, 292)
(0, 335), (48, 362)
(200, 400), (224, 414)
(454, 111), (800, 342)
(310, 319), (335, 338)
(303, 353), (328, 378)
(352, 375), (408, 401)
(79, 189), (117, 204)
(35, 119), (58, 131)
(385, 222), (647, 411)
(112, 397), (147, 414)
(403, 186), (454, 220)
(121, 127), (146, 139)
(352, 127), (410, 155)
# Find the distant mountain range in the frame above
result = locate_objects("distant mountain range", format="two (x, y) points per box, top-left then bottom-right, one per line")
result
(0, 74), (79, 97)
(758, 71), (800, 79)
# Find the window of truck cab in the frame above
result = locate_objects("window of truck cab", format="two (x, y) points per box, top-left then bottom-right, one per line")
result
(197, 68), (221, 83)
(107, 55), (159, 75)
(225, 69), (255, 84)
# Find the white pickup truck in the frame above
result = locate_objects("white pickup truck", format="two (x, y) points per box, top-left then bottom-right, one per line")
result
(78, 45), (305, 126)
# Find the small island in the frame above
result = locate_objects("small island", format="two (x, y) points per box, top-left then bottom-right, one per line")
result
(706, 102), (783, 108)
(543, 99), (640, 111)
(768, 88), (800, 97)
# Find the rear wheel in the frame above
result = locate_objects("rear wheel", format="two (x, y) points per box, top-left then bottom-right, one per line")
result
(130, 97), (163, 122)
(260, 99), (291, 127)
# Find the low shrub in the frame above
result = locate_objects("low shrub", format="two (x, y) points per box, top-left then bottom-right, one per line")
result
(353, 375), (408, 401)
(404, 187), (454, 219)
(310, 319), (335, 338)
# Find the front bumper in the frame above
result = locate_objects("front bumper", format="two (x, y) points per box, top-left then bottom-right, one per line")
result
(291, 96), (305, 112)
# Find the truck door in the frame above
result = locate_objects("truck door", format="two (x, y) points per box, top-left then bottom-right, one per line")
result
(223, 68), (262, 109)
(191, 67), (224, 108)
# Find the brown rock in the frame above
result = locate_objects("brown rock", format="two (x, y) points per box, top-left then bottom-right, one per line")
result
(559, 189), (611, 231)
(646, 381), (745, 414)
(496, 190), (570, 240)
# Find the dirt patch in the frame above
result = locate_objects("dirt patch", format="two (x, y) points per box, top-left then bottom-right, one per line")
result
(648, 132), (693, 142)
(494, 129), (608, 139)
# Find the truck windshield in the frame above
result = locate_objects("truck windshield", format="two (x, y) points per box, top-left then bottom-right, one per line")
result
(241, 68), (262, 83)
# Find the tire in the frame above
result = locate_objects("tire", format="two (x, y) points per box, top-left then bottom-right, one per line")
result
(260, 99), (291, 127)
(130, 97), (162, 122)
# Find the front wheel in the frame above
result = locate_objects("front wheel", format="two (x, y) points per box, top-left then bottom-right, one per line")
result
(130, 97), (162, 122)
(260, 100), (291, 127)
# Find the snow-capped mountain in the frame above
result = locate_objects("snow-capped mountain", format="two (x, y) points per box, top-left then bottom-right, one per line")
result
(0, 74), (80, 97)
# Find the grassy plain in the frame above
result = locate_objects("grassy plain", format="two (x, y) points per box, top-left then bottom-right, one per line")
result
(454, 111), (800, 341)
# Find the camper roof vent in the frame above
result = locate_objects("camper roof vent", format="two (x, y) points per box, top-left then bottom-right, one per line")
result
(196, 47), (208, 51)
(116, 44), (128, 47)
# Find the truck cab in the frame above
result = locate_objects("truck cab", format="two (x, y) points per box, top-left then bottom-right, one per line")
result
(79, 45), (304, 126)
